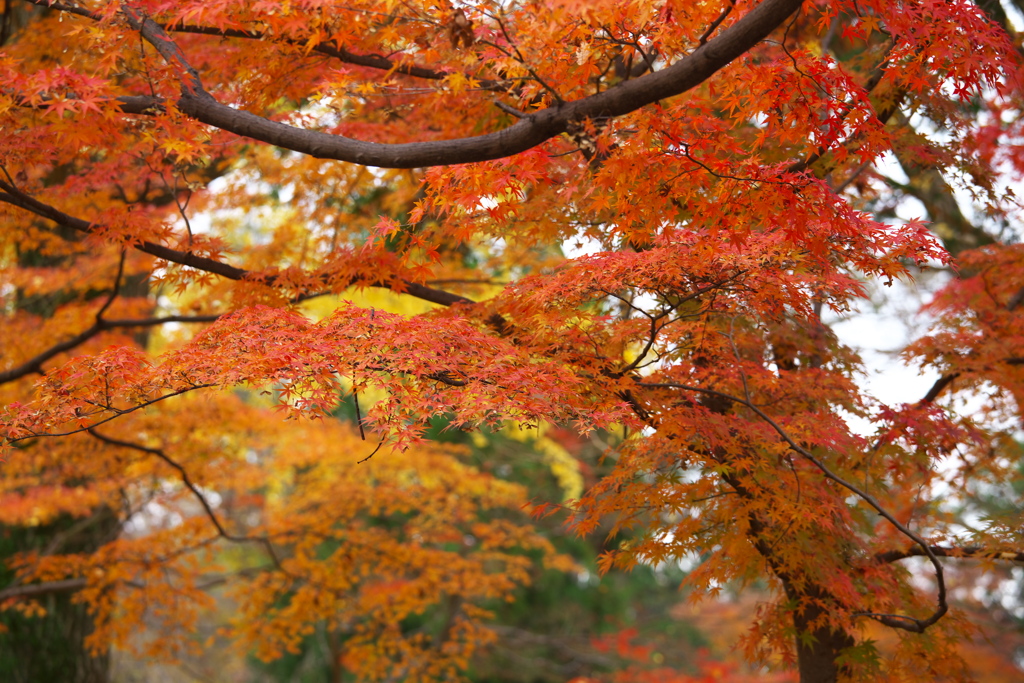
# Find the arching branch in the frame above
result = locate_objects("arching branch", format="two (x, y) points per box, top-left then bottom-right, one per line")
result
(115, 0), (804, 169)
(877, 545), (1024, 564)
(638, 379), (950, 634)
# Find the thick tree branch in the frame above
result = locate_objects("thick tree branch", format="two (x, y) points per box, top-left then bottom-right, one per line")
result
(117, 0), (804, 169)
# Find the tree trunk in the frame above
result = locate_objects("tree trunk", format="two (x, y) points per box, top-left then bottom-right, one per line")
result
(0, 509), (120, 683)
(788, 596), (855, 683)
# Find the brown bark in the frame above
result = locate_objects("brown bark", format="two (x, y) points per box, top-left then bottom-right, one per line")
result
(128, 0), (806, 169)
(719, 472), (855, 683)
(785, 586), (856, 683)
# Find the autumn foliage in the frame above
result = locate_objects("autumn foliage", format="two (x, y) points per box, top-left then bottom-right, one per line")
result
(1, 0), (1024, 681)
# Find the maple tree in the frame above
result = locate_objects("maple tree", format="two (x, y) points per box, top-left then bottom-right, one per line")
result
(1, 0), (1024, 681)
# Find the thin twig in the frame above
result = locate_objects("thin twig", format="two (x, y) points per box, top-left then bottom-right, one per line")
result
(493, 15), (564, 104)
(87, 429), (283, 569)
(353, 389), (365, 440)
(357, 440), (385, 464)
(699, 1), (735, 45)
(494, 101), (526, 118)
(638, 380), (948, 633)
(7, 384), (217, 443)
(0, 313), (221, 386)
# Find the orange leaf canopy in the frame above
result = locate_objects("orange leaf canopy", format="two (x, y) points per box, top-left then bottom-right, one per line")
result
(1, 0), (1023, 681)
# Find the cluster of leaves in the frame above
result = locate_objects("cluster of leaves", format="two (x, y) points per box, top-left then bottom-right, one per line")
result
(3, 389), (578, 681)
(1, 0), (1024, 681)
